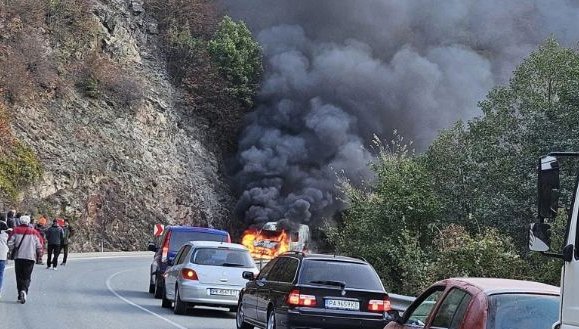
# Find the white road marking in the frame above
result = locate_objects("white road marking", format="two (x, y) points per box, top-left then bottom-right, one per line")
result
(106, 269), (188, 329)
(3, 254), (149, 271)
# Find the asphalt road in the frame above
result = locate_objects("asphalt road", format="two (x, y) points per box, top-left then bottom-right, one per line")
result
(0, 253), (237, 329)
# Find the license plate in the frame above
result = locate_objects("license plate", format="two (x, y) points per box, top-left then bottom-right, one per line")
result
(209, 289), (239, 297)
(325, 299), (360, 311)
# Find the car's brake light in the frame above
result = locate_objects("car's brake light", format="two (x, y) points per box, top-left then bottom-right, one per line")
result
(287, 289), (317, 307)
(226, 234), (232, 243)
(368, 297), (392, 312)
(181, 268), (199, 281)
(161, 231), (172, 263)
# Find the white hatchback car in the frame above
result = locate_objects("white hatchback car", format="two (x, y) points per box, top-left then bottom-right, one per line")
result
(162, 241), (258, 315)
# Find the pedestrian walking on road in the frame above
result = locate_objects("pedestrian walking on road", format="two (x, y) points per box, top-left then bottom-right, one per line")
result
(0, 220), (10, 299)
(6, 210), (15, 229)
(14, 212), (22, 227)
(45, 219), (64, 270)
(34, 222), (46, 265)
(8, 215), (43, 304)
(61, 220), (74, 266)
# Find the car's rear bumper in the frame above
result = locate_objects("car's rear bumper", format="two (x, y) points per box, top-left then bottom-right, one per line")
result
(285, 308), (388, 329)
(179, 282), (242, 306)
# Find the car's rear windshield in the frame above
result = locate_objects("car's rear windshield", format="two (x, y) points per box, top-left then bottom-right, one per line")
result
(486, 293), (559, 329)
(298, 259), (384, 291)
(169, 231), (227, 251)
(191, 248), (255, 268)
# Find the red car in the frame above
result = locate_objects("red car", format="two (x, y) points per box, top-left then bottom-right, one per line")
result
(385, 278), (559, 329)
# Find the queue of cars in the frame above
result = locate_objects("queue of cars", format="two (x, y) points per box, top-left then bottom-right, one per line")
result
(147, 225), (231, 299)
(147, 226), (561, 329)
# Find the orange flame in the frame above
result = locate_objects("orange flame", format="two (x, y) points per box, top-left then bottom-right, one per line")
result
(241, 228), (290, 260)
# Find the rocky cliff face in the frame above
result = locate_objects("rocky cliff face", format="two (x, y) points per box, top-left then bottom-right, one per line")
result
(9, 0), (234, 251)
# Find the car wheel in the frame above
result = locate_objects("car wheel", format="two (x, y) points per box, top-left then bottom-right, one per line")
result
(266, 309), (276, 329)
(236, 301), (254, 329)
(173, 286), (188, 315)
(154, 276), (164, 299)
(161, 288), (172, 309)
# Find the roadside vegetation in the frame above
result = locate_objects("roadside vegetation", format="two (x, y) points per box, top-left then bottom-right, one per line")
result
(0, 104), (42, 201)
(328, 39), (577, 295)
(144, 0), (262, 150)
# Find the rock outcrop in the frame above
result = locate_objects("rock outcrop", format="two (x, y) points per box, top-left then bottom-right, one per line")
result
(10, 0), (234, 251)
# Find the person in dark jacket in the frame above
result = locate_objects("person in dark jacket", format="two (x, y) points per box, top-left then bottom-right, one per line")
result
(14, 212), (22, 227)
(8, 215), (43, 304)
(6, 210), (15, 229)
(44, 219), (64, 270)
(60, 220), (74, 266)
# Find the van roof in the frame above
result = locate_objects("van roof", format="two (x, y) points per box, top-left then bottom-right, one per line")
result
(165, 225), (229, 235)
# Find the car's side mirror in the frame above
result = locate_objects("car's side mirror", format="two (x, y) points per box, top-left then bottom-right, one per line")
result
(242, 271), (255, 281)
(148, 242), (158, 252)
(529, 223), (552, 252)
(538, 156), (560, 219)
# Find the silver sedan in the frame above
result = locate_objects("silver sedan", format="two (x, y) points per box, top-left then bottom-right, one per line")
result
(162, 241), (258, 315)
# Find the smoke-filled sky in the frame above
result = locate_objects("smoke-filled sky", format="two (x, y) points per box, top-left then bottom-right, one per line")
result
(223, 0), (579, 226)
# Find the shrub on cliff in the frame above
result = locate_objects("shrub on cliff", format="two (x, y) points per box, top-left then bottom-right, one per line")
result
(0, 0), (99, 104)
(76, 53), (143, 105)
(0, 142), (43, 198)
(47, 0), (98, 55)
(208, 16), (262, 106)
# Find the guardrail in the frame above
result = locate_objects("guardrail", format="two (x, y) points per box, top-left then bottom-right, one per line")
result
(389, 293), (416, 313)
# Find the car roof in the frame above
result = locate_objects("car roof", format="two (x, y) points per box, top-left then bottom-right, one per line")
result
(184, 241), (248, 250)
(439, 278), (560, 296)
(295, 253), (367, 264)
(166, 225), (229, 235)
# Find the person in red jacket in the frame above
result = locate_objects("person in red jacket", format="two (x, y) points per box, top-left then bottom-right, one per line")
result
(8, 215), (43, 304)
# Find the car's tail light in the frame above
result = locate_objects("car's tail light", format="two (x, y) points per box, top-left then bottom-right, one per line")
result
(161, 231), (172, 263)
(368, 297), (392, 312)
(287, 289), (317, 307)
(181, 268), (199, 281)
(226, 234), (232, 243)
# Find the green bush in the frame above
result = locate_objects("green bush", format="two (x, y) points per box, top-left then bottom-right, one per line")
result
(427, 225), (527, 283)
(208, 16), (262, 106)
(327, 142), (440, 295)
(76, 54), (143, 104)
(0, 141), (43, 200)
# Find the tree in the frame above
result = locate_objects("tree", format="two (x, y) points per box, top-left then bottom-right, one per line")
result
(208, 16), (262, 106)
(328, 39), (579, 294)
(327, 141), (440, 294)
(426, 38), (579, 250)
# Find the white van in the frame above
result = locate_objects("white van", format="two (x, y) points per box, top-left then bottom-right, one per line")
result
(530, 152), (579, 329)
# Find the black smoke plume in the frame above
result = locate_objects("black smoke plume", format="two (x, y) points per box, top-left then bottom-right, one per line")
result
(224, 0), (579, 226)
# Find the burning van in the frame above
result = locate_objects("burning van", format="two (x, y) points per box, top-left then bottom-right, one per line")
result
(241, 221), (310, 261)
